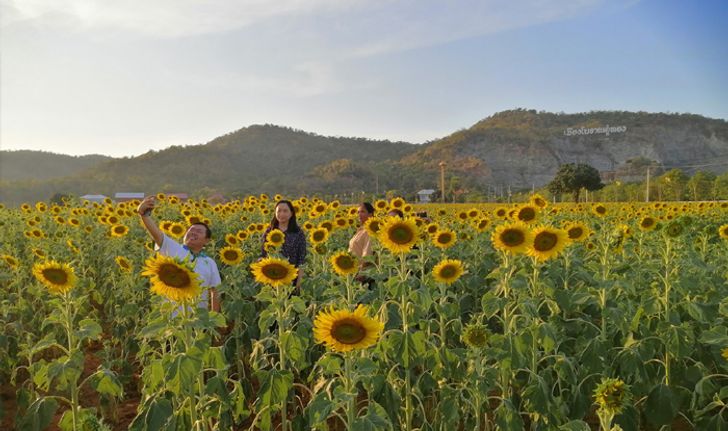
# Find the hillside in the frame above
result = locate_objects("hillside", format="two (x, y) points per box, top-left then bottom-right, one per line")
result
(2, 111), (727, 204)
(0, 151), (112, 182)
(400, 109), (728, 190)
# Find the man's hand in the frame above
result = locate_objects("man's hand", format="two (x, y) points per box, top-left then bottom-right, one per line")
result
(137, 196), (156, 216)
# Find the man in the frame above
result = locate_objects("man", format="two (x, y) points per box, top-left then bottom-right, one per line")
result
(137, 195), (221, 312)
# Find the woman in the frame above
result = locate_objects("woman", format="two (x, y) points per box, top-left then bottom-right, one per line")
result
(261, 200), (307, 287)
(349, 202), (375, 287)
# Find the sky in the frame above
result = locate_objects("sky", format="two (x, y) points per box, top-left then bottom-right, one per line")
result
(1, 0), (727, 157)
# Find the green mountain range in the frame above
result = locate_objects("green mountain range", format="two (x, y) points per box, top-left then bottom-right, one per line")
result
(2, 110), (727, 204)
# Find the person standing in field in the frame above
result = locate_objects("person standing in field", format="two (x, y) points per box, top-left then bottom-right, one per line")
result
(137, 195), (221, 312)
(349, 202), (376, 286)
(260, 200), (307, 288)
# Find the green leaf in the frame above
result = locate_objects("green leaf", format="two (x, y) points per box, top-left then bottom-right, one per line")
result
(129, 397), (176, 431)
(75, 319), (102, 341)
(280, 330), (309, 369)
(495, 400), (524, 431)
(46, 351), (84, 391)
(645, 384), (678, 427)
(29, 333), (60, 355)
(699, 327), (728, 345)
(17, 397), (58, 431)
(305, 391), (334, 425)
(90, 368), (123, 398)
(559, 420), (591, 431)
(164, 353), (202, 397)
(138, 320), (169, 339)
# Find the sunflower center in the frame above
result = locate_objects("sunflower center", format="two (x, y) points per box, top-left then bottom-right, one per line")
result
(336, 256), (355, 270)
(224, 250), (239, 261)
(261, 263), (289, 280)
(389, 225), (413, 244)
(42, 268), (68, 285)
(501, 229), (525, 247)
(568, 227), (583, 239)
(439, 265), (457, 279)
(438, 233), (452, 244)
(114, 226), (125, 234)
(171, 226), (184, 235)
(641, 218), (654, 228)
(534, 231), (558, 252)
(119, 260), (130, 269)
(158, 263), (192, 288)
(313, 231), (325, 242)
(331, 318), (367, 344)
(518, 208), (536, 221)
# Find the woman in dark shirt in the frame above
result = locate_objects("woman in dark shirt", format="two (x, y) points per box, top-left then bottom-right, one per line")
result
(260, 200), (307, 287)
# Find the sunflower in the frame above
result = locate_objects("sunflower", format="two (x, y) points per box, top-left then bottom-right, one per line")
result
(309, 227), (330, 245)
(115, 256), (132, 272)
(432, 229), (457, 250)
(364, 217), (382, 236)
(492, 222), (532, 255)
(32, 248), (47, 259)
(718, 224), (728, 240)
(374, 200), (388, 211)
(529, 193), (548, 209)
(591, 204), (608, 218)
(319, 221), (334, 232)
(1, 254), (19, 271)
(563, 221), (590, 242)
(68, 218), (81, 227)
(169, 222), (186, 239)
(528, 226), (569, 261)
(637, 216), (657, 231)
(110, 224), (129, 238)
(472, 218), (491, 233)
(664, 220), (683, 238)
(593, 377), (630, 416)
(250, 257), (298, 287)
(389, 197), (405, 209)
(225, 233), (240, 246)
(461, 323), (488, 349)
(32, 261), (77, 294)
(494, 206), (509, 220)
(425, 223), (440, 235)
(514, 205), (539, 223)
(722, 347), (728, 361)
(432, 259), (465, 285)
(378, 217), (420, 254)
(142, 255), (201, 302)
(219, 246), (244, 265)
(66, 240), (80, 254)
(330, 251), (358, 276)
(266, 229), (285, 248)
(313, 305), (383, 352)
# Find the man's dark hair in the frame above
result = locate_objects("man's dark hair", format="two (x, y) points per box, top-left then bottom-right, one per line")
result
(360, 202), (375, 215)
(388, 209), (404, 218)
(270, 200), (301, 233)
(191, 222), (212, 239)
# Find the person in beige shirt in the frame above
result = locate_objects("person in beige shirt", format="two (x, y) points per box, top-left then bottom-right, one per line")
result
(349, 202), (376, 287)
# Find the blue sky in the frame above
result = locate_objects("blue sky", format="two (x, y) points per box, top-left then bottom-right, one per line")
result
(1, 0), (726, 157)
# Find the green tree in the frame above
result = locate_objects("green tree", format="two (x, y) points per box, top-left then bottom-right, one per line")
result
(686, 171), (716, 200)
(713, 173), (728, 200)
(657, 169), (688, 201)
(547, 163), (604, 202)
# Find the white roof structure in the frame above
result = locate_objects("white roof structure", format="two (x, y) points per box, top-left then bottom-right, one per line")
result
(80, 194), (108, 203)
(114, 192), (145, 201)
(417, 189), (436, 195)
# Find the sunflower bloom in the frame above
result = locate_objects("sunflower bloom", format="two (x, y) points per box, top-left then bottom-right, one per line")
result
(492, 222), (532, 255)
(514, 205), (539, 223)
(432, 229), (457, 250)
(330, 251), (358, 276)
(721, 347), (728, 361)
(594, 377), (630, 416)
(563, 221), (591, 242)
(110, 224), (129, 238)
(718, 224), (728, 240)
(528, 226), (569, 261)
(461, 323), (488, 349)
(432, 259), (465, 285)
(219, 246), (244, 266)
(313, 305), (383, 352)
(309, 227), (330, 245)
(638, 216), (657, 231)
(142, 255), (201, 303)
(1, 254), (20, 271)
(378, 217), (420, 254)
(32, 261), (77, 294)
(364, 217), (383, 236)
(115, 256), (132, 272)
(250, 257), (298, 287)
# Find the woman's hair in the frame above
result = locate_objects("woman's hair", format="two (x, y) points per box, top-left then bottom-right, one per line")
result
(360, 202), (375, 215)
(270, 200), (301, 232)
(388, 209), (404, 218)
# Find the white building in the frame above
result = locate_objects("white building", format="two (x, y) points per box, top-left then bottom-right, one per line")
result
(79, 194), (108, 204)
(416, 189), (436, 203)
(114, 192), (145, 202)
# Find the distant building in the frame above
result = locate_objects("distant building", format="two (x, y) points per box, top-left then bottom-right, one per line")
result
(114, 192), (145, 202)
(416, 189), (436, 203)
(80, 194), (108, 204)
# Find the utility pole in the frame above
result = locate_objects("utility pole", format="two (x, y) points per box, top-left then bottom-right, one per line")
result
(439, 161), (447, 203)
(645, 166), (651, 202)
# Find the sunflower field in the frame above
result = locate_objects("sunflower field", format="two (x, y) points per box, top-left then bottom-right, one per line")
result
(1, 195), (728, 431)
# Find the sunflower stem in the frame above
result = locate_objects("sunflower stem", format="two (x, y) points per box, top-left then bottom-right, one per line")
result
(344, 353), (356, 430)
(181, 304), (200, 430)
(64, 292), (79, 431)
(276, 288), (289, 431)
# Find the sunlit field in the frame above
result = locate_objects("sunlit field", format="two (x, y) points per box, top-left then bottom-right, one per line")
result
(1, 195), (727, 431)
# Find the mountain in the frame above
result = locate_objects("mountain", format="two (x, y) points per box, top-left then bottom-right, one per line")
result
(2, 111), (727, 204)
(0, 151), (112, 182)
(400, 109), (728, 191)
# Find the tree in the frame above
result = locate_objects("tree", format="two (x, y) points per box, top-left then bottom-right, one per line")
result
(547, 163), (604, 202)
(686, 171), (716, 200)
(657, 169), (688, 201)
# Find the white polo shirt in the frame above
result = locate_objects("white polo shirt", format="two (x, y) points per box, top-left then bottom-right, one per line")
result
(156, 234), (221, 309)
